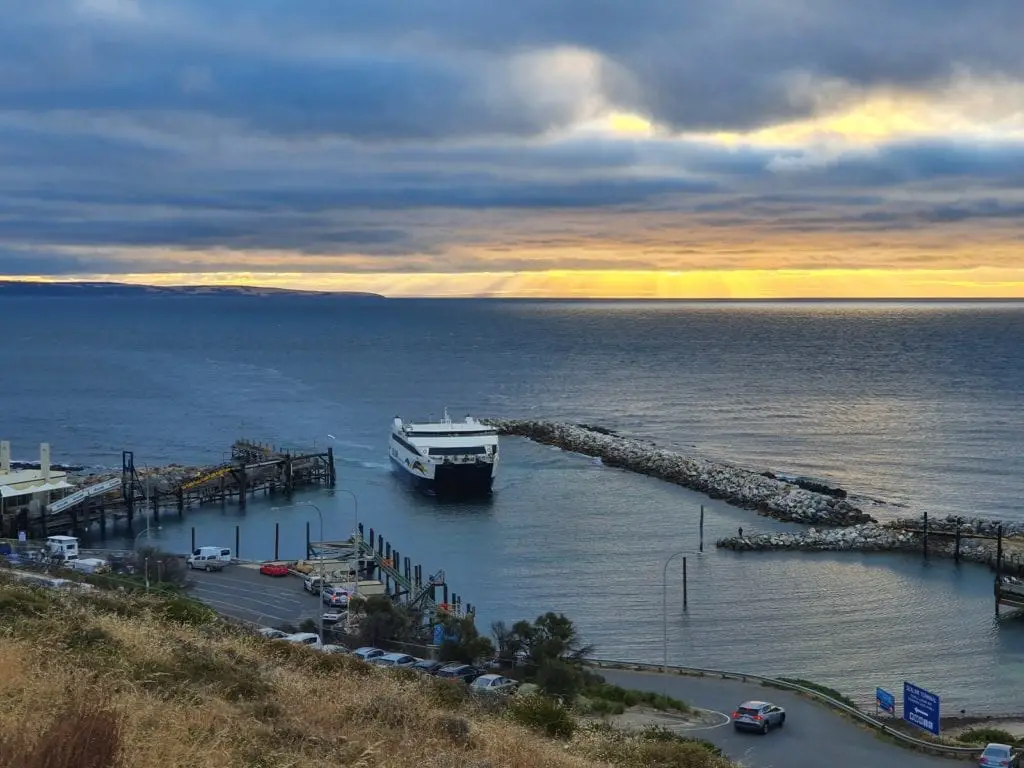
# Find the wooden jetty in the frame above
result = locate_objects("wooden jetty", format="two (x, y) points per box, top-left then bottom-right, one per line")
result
(2, 440), (336, 539)
(309, 522), (473, 619)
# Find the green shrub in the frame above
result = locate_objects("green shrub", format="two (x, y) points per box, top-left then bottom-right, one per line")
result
(583, 681), (690, 713)
(587, 698), (626, 716)
(506, 694), (576, 739)
(958, 727), (1020, 746)
(428, 678), (469, 710)
(158, 596), (217, 626)
(0, 587), (54, 620)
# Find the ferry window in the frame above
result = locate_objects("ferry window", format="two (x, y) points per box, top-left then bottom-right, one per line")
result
(427, 446), (487, 456)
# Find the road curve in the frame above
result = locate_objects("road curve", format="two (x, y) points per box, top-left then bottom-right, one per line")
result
(596, 669), (960, 768)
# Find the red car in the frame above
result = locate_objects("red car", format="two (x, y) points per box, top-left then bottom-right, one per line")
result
(259, 563), (290, 577)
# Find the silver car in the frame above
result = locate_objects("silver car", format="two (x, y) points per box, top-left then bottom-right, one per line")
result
(731, 700), (786, 734)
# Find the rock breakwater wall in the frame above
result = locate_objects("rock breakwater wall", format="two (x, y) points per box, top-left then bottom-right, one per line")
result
(488, 419), (874, 526)
(717, 524), (1024, 574)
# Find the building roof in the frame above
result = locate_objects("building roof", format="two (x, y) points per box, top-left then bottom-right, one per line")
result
(0, 468), (69, 487)
(0, 479), (74, 498)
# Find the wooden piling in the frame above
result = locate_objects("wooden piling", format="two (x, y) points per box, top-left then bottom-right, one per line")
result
(190, 526), (195, 553)
(274, 522), (280, 561)
(235, 525), (240, 559)
(922, 511), (929, 560)
(699, 506), (705, 553)
(954, 517), (962, 564)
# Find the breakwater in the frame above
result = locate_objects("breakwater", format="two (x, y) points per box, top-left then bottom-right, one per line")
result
(716, 519), (1024, 575)
(487, 419), (874, 526)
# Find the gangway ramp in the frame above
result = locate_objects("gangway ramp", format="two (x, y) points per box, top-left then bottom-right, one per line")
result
(46, 477), (121, 515)
(180, 465), (233, 492)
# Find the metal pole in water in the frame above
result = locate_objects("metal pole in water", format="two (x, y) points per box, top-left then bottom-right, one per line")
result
(682, 557), (688, 610)
(699, 507), (705, 553)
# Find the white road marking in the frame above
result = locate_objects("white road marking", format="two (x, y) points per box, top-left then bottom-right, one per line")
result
(673, 710), (734, 731)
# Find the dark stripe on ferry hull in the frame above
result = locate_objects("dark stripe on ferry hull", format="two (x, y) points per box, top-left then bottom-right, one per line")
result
(390, 456), (494, 498)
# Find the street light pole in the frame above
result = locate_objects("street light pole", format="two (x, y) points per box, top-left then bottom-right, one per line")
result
(274, 501), (327, 643)
(662, 549), (699, 694)
(333, 488), (360, 599)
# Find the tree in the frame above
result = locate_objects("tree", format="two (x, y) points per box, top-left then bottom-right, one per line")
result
(513, 612), (594, 669)
(437, 614), (494, 664)
(349, 594), (417, 648)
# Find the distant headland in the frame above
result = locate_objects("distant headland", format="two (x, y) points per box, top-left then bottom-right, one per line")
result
(0, 281), (386, 299)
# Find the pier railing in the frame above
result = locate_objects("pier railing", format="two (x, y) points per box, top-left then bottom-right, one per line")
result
(585, 658), (987, 759)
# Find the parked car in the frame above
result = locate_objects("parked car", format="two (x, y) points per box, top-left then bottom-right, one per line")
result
(259, 562), (290, 577)
(281, 633), (322, 650)
(257, 627), (289, 639)
(435, 664), (484, 684)
(410, 659), (447, 675)
(731, 701), (785, 734)
(351, 647), (385, 661)
(370, 652), (418, 668)
(321, 644), (349, 654)
(322, 586), (350, 607)
(980, 743), (1017, 768)
(187, 547), (232, 570)
(470, 674), (518, 695)
(303, 574), (327, 593)
(321, 610), (346, 624)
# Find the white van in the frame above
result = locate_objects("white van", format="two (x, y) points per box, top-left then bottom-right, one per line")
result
(186, 546), (232, 570)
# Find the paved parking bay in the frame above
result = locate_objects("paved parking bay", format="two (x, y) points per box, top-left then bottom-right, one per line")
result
(186, 564), (323, 628)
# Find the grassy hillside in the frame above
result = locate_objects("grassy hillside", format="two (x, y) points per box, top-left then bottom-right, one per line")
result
(0, 577), (733, 768)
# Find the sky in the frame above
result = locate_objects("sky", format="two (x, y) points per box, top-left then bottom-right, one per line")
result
(2, 0), (1024, 298)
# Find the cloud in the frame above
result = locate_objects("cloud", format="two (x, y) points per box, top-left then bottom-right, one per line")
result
(0, 0), (1023, 292)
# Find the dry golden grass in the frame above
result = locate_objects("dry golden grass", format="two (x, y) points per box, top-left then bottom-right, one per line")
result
(0, 578), (733, 768)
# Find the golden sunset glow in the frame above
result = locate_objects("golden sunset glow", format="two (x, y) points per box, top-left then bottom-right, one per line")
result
(3, 3), (1023, 298)
(9, 268), (1024, 299)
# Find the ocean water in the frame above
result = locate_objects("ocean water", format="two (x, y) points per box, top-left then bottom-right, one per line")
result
(2, 296), (1023, 713)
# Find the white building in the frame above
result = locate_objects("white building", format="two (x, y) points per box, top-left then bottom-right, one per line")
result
(0, 441), (74, 525)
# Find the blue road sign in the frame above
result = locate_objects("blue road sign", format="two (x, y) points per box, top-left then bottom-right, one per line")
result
(903, 681), (941, 735)
(876, 687), (896, 715)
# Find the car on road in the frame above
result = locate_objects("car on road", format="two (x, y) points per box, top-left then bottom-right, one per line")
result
(731, 700), (786, 734)
(351, 647), (385, 661)
(980, 743), (1017, 768)
(435, 663), (484, 684)
(470, 674), (518, 695)
(259, 562), (290, 577)
(371, 653), (418, 668)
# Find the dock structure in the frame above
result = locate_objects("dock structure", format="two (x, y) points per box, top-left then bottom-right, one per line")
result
(1, 439), (336, 539)
(309, 522), (472, 620)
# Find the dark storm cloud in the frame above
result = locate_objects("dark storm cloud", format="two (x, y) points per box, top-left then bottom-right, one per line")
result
(3, 0), (1022, 139)
(0, 0), (1023, 276)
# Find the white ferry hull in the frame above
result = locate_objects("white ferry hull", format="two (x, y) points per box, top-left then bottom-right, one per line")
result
(389, 415), (498, 498)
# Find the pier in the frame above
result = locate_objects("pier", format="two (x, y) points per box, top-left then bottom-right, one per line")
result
(1, 439), (336, 539)
(307, 522), (472, 618)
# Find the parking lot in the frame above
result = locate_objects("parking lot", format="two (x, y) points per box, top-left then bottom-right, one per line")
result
(186, 564), (324, 628)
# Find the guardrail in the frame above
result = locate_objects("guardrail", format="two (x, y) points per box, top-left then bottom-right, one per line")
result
(586, 658), (987, 759)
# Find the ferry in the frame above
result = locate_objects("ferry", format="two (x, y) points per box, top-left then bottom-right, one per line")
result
(389, 410), (499, 496)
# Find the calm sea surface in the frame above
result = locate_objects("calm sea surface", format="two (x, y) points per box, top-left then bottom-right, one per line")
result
(2, 297), (1023, 712)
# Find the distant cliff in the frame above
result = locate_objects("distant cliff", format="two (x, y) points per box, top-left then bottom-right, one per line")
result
(0, 281), (386, 299)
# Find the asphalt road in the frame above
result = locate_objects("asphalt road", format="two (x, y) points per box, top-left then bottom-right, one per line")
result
(597, 669), (961, 768)
(186, 564), (323, 628)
